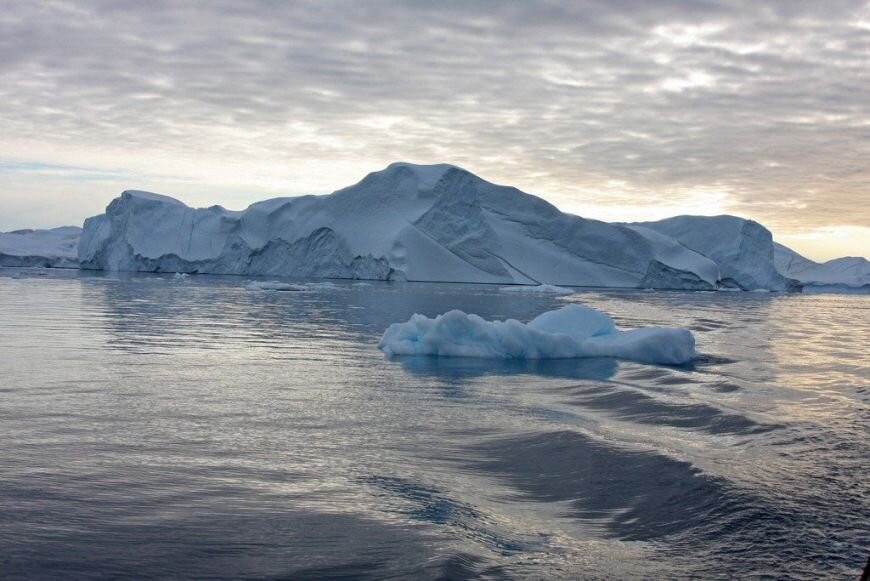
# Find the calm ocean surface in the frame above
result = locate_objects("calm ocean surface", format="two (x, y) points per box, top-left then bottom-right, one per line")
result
(0, 269), (867, 579)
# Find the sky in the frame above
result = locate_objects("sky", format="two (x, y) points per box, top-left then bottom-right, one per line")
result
(1, 0), (868, 261)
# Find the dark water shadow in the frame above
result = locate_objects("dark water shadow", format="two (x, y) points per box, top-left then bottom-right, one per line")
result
(680, 353), (738, 369)
(2, 501), (431, 579)
(561, 384), (782, 435)
(465, 430), (778, 543)
(364, 474), (532, 556)
(290, 551), (510, 581)
(1, 470), (516, 580)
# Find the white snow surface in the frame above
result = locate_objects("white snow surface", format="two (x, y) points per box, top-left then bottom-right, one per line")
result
(78, 163), (731, 289)
(0, 226), (81, 268)
(499, 284), (575, 295)
(378, 304), (696, 365)
(774, 243), (869, 289)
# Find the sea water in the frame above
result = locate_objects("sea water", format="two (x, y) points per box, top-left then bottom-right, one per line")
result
(0, 269), (867, 579)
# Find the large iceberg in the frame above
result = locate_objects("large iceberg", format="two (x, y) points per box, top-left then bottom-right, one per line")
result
(774, 242), (869, 291)
(78, 163), (723, 289)
(73, 162), (862, 292)
(0, 226), (81, 268)
(378, 304), (696, 365)
(627, 215), (797, 291)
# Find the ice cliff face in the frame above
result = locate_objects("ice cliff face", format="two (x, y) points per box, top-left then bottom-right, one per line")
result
(628, 215), (797, 291)
(774, 243), (869, 290)
(78, 163), (725, 288)
(76, 162), (804, 290)
(0, 226), (81, 268)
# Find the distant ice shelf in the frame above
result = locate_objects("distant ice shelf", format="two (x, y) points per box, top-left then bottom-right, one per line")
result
(774, 242), (869, 291)
(0, 226), (81, 268)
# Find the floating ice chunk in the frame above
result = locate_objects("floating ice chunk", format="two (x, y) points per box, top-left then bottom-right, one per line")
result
(244, 280), (348, 291)
(378, 304), (695, 365)
(305, 281), (346, 290)
(499, 284), (575, 295)
(245, 280), (305, 291)
(173, 272), (189, 279)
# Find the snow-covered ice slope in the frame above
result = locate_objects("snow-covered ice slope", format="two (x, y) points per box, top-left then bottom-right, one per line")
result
(79, 163), (724, 289)
(627, 215), (796, 291)
(0, 226), (81, 268)
(774, 242), (869, 290)
(378, 304), (696, 365)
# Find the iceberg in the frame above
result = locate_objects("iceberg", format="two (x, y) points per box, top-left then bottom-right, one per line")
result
(378, 304), (696, 365)
(65, 162), (864, 292)
(774, 243), (869, 291)
(77, 163), (724, 289)
(626, 216), (797, 291)
(0, 226), (81, 268)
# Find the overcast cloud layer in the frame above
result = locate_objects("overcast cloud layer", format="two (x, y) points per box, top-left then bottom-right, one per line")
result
(1, 0), (868, 259)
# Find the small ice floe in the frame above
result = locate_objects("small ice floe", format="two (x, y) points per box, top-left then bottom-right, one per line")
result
(305, 282), (346, 290)
(749, 288), (771, 293)
(378, 304), (695, 365)
(245, 280), (350, 292)
(499, 284), (575, 295)
(352, 282), (372, 287)
(245, 280), (305, 292)
(173, 272), (189, 279)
